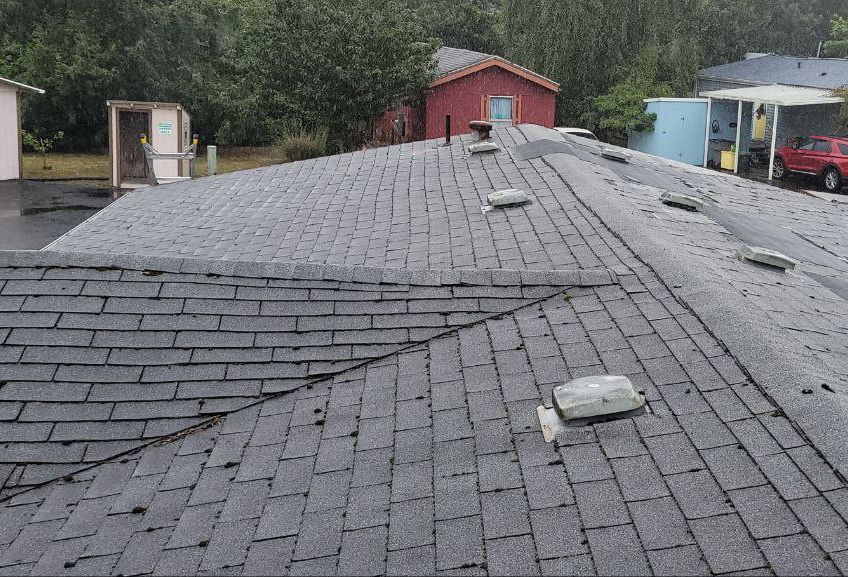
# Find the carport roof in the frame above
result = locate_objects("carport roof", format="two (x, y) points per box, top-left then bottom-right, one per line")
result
(701, 84), (843, 106)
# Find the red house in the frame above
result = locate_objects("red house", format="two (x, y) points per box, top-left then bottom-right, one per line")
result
(375, 47), (560, 144)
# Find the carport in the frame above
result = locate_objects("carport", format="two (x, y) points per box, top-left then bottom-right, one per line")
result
(700, 85), (844, 179)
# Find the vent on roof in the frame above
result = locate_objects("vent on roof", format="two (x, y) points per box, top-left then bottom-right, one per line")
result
(600, 147), (631, 163)
(469, 141), (500, 154)
(660, 191), (703, 212)
(736, 245), (798, 271)
(487, 188), (529, 207)
(536, 375), (648, 442)
(470, 120), (493, 141)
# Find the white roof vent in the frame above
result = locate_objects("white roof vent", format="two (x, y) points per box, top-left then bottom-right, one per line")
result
(601, 148), (631, 163)
(536, 375), (647, 442)
(469, 141), (500, 154)
(660, 191), (703, 212)
(736, 245), (798, 271)
(487, 189), (529, 207)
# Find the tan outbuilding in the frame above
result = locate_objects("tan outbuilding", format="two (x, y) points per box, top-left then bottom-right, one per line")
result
(0, 76), (44, 181)
(106, 100), (192, 188)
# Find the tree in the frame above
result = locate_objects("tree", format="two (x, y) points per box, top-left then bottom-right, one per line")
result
(823, 16), (848, 58)
(583, 46), (673, 144)
(408, 0), (502, 54)
(0, 0), (235, 150)
(214, 0), (438, 150)
(22, 129), (64, 169)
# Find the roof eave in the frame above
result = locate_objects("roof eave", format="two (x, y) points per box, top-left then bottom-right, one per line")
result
(0, 77), (45, 94)
(431, 57), (560, 93)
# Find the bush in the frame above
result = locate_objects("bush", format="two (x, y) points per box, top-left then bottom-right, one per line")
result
(277, 125), (328, 162)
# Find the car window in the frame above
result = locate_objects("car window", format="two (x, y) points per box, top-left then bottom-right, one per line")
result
(839, 144), (848, 156)
(797, 138), (816, 151)
(813, 140), (832, 153)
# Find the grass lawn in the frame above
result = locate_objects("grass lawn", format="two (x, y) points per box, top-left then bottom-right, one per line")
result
(22, 146), (284, 184)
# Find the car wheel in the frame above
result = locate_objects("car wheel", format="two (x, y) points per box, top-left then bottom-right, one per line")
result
(823, 167), (842, 193)
(772, 157), (786, 180)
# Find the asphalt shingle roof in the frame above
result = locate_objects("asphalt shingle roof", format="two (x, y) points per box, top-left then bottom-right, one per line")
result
(3, 125), (848, 575)
(434, 47), (493, 77)
(699, 54), (848, 89)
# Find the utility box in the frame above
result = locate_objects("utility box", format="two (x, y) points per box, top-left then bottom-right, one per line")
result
(107, 101), (191, 188)
(628, 98), (708, 166)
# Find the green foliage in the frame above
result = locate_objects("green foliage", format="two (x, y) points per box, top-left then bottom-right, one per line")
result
(583, 47), (673, 143)
(501, 0), (843, 127)
(22, 129), (64, 154)
(213, 0), (438, 150)
(823, 16), (848, 58)
(408, 0), (502, 54)
(22, 129), (64, 168)
(0, 0), (236, 150)
(835, 88), (848, 133)
(277, 123), (328, 161)
(1, 0), (844, 151)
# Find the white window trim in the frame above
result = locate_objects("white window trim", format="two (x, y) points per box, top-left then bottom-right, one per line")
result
(488, 95), (514, 121)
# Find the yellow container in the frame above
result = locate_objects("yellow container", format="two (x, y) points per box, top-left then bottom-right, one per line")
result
(721, 150), (736, 171)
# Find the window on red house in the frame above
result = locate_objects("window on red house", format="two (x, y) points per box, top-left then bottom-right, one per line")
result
(489, 97), (513, 121)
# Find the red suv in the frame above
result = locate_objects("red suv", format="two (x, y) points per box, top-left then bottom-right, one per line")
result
(773, 135), (848, 193)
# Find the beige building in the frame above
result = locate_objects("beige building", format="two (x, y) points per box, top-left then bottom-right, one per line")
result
(106, 100), (192, 188)
(0, 76), (44, 181)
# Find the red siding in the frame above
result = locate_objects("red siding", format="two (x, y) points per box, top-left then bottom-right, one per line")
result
(372, 104), (425, 145)
(424, 65), (557, 139)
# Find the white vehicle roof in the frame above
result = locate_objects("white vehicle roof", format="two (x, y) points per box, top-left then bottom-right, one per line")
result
(554, 127), (597, 137)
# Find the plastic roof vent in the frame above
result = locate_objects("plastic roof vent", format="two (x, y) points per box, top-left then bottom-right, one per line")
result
(469, 141), (500, 154)
(536, 375), (647, 442)
(600, 147), (631, 163)
(660, 191), (703, 212)
(736, 245), (798, 271)
(487, 189), (529, 207)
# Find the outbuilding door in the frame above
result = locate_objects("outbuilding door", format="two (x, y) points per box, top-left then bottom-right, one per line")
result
(118, 110), (150, 180)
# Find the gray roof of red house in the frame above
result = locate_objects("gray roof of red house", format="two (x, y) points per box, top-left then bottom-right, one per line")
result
(2, 126), (848, 575)
(434, 46), (493, 77)
(699, 53), (848, 89)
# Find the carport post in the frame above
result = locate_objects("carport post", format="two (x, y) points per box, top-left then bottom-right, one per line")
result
(734, 100), (742, 174)
(768, 105), (780, 181)
(703, 98), (712, 168)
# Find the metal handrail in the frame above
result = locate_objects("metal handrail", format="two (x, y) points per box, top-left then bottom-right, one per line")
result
(139, 133), (198, 184)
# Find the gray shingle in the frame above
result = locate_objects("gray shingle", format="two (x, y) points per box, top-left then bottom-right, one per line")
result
(292, 508), (345, 561)
(789, 496), (848, 553)
(485, 534), (539, 576)
(728, 485), (802, 539)
(665, 470), (733, 520)
(530, 505), (587, 559)
(388, 497), (434, 550)
(646, 545), (711, 576)
(628, 497), (693, 550)
(387, 545), (435, 576)
(689, 514), (766, 574)
(586, 524), (651, 577)
(242, 537), (295, 576)
(435, 516), (484, 570)
(338, 525), (388, 575)
(758, 533), (839, 576)
(200, 518), (258, 570)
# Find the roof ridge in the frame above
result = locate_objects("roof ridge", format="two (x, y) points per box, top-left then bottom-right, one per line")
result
(3, 250), (617, 288)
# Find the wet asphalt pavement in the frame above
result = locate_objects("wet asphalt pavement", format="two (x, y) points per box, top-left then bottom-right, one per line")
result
(0, 180), (115, 250)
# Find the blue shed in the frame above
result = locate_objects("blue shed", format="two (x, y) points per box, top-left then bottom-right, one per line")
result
(628, 98), (708, 165)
